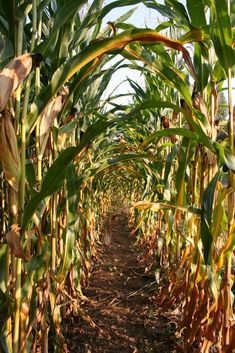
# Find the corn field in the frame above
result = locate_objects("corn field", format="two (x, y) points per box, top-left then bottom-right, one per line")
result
(0, 0), (234, 352)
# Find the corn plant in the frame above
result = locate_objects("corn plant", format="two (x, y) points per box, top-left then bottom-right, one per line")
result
(127, 1), (235, 352)
(0, 0), (234, 352)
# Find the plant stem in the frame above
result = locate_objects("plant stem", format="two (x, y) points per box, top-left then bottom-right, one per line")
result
(35, 8), (42, 188)
(224, 62), (234, 343)
(225, 0), (233, 335)
(15, 2), (24, 126)
(13, 257), (22, 353)
(51, 193), (57, 272)
(225, 3), (233, 340)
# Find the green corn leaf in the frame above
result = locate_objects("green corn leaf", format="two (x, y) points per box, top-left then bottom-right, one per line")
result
(27, 254), (44, 273)
(25, 159), (36, 192)
(83, 153), (156, 183)
(21, 117), (112, 233)
(165, 0), (190, 26)
(213, 142), (235, 171)
(212, 60), (227, 83)
(28, 28), (195, 133)
(57, 164), (76, 283)
(74, 0), (141, 36)
(224, 149), (235, 171)
(201, 171), (221, 264)
(132, 48), (192, 104)
(1, 1), (16, 51)
(155, 21), (173, 32)
(145, 2), (176, 20)
(122, 100), (214, 151)
(186, 0), (206, 27)
(142, 128), (198, 146)
(35, 0), (88, 56)
(194, 43), (209, 91)
(175, 137), (192, 207)
(210, 0), (235, 73)
(62, 59), (127, 117)
(164, 147), (178, 185)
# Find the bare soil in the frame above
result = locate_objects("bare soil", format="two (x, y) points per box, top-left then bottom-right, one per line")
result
(63, 212), (181, 353)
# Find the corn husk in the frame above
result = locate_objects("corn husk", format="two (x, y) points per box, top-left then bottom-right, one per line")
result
(0, 53), (33, 112)
(0, 110), (20, 191)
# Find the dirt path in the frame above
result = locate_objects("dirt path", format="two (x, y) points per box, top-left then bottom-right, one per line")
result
(63, 213), (180, 353)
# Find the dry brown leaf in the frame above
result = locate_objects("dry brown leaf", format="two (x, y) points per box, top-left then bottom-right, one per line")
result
(0, 111), (20, 191)
(192, 92), (208, 118)
(25, 229), (35, 239)
(6, 225), (28, 261)
(39, 96), (63, 147)
(0, 53), (33, 112)
(39, 88), (68, 155)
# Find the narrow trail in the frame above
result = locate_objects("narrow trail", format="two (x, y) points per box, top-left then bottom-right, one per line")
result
(63, 212), (180, 353)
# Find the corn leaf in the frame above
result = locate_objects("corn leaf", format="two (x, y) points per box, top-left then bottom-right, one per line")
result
(201, 171), (221, 264)
(210, 0), (235, 73)
(175, 137), (192, 207)
(194, 43), (209, 91)
(28, 29), (195, 132)
(57, 164), (76, 283)
(83, 153), (156, 183)
(35, 0), (88, 56)
(21, 117), (112, 233)
(186, 0), (206, 27)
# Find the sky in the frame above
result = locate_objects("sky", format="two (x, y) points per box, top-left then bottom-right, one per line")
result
(102, 3), (159, 105)
(101, 2), (234, 108)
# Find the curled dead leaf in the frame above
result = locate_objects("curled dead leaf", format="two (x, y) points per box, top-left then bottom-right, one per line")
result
(0, 53), (33, 112)
(6, 225), (28, 261)
(39, 89), (68, 155)
(161, 116), (170, 129)
(0, 111), (20, 191)
(192, 91), (208, 118)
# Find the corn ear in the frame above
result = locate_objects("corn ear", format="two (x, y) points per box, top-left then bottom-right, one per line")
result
(0, 53), (33, 112)
(0, 111), (20, 191)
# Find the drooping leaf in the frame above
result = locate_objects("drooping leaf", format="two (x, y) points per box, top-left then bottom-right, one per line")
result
(28, 28), (196, 132)
(132, 200), (201, 215)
